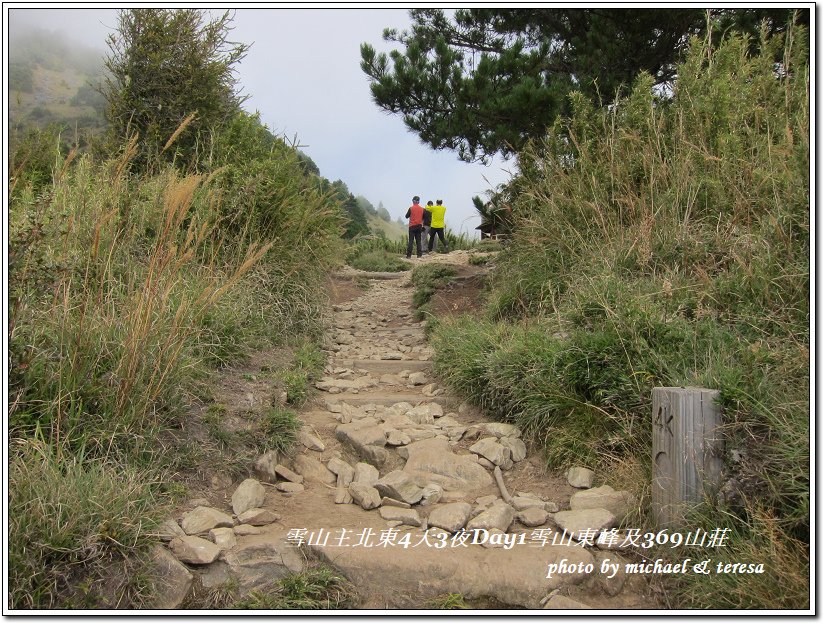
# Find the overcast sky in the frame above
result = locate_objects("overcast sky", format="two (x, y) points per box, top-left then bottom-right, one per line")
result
(7, 6), (515, 236)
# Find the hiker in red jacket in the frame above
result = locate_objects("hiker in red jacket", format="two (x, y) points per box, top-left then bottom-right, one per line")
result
(405, 195), (424, 259)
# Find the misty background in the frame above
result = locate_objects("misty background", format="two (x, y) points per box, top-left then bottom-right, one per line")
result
(7, 7), (514, 236)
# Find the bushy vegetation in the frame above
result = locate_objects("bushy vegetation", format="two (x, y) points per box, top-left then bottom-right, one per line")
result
(8, 123), (342, 607)
(411, 264), (458, 312)
(233, 565), (355, 609)
(8, 55), (345, 608)
(432, 26), (809, 608)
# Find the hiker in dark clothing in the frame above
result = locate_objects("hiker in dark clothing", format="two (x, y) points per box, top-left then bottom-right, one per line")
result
(422, 201), (434, 253)
(405, 196), (424, 259)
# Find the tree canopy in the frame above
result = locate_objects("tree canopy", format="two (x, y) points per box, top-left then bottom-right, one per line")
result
(360, 8), (806, 163)
(101, 9), (249, 170)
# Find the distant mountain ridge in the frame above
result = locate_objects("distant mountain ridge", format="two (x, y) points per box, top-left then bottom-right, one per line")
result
(9, 24), (107, 133)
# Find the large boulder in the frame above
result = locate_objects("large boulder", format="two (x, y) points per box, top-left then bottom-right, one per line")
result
(402, 438), (493, 492)
(569, 485), (637, 522)
(427, 502), (472, 533)
(231, 479), (266, 515)
(375, 471), (424, 505)
(466, 501), (515, 533)
(181, 506), (234, 535)
(147, 546), (193, 608)
(169, 535), (221, 565)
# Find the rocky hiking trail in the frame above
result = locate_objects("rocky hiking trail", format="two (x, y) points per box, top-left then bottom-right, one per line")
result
(152, 251), (657, 610)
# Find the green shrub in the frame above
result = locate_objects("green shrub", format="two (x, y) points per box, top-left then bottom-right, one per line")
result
(411, 263), (457, 287)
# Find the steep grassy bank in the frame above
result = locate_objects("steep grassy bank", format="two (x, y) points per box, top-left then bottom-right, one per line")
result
(8, 132), (344, 608)
(430, 29), (809, 608)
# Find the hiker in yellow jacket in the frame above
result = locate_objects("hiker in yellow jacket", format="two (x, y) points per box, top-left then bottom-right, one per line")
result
(427, 199), (449, 254)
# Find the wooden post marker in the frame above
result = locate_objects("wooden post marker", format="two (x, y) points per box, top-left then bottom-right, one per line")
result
(652, 387), (723, 528)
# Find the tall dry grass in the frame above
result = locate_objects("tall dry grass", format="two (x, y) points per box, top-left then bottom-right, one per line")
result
(433, 25), (809, 608)
(8, 116), (345, 607)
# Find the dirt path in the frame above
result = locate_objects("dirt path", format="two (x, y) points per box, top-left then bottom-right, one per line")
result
(158, 252), (658, 610)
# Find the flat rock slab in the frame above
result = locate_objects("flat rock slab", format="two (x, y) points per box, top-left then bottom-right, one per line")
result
(299, 427), (326, 452)
(275, 464), (304, 484)
(402, 438), (494, 493)
(237, 508), (280, 526)
(310, 537), (594, 609)
(379, 506), (421, 526)
(375, 470), (424, 505)
(517, 507), (550, 527)
(335, 419), (392, 466)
